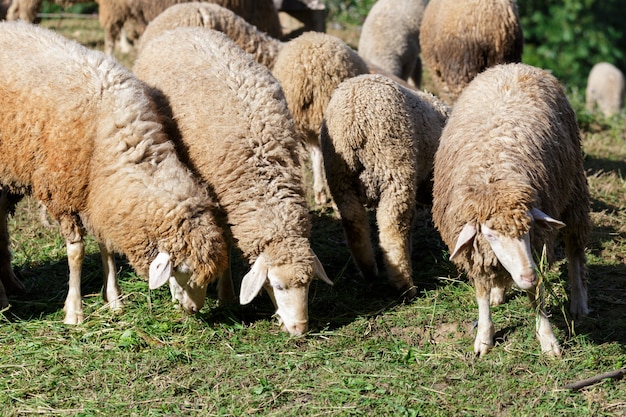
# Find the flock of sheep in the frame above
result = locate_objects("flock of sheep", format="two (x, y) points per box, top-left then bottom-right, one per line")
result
(0, 0), (621, 357)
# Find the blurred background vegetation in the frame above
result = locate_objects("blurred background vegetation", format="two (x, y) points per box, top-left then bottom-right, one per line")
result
(41, 0), (626, 91)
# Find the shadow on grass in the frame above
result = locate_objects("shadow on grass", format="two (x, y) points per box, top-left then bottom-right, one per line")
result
(585, 155), (626, 177)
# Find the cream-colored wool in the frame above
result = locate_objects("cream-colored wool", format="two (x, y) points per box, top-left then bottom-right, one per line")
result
(138, 3), (370, 206)
(0, 22), (228, 322)
(357, 0), (428, 88)
(321, 74), (449, 297)
(97, 0), (282, 56)
(585, 62), (625, 117)
(134, 27), (331, 336)
(432, 63), (590, 356)
(420, 0), (523, 103)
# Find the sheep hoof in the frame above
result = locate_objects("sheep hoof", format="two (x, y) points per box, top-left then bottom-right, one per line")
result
(63, 311), (84, 325)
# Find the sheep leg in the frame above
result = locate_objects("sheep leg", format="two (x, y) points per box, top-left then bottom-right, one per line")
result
(474, 280), (495, 357)
(337, 196), (378, 282)
(0, 190), (25, 301)
(527, 285), (561, 357)
(309, 144), (329, 205)
(563, 224), (589, 319)
(64, 238), (85, 324)
(490, 283), (510, 306)
(217, 244), (235, 305)
(98, 242), (123, 312)
(376, 193), (416, 298)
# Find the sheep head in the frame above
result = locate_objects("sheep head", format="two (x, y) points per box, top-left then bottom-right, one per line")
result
(450, 208), (565, 290)
(148, 252), (208, 314)
(239, 250), (332, 336)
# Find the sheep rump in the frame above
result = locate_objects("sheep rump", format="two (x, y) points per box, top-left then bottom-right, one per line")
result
(419, 0), (523, 103)
(585, 62), (625, 117)
(432, 63), (590, 356)
(134, 27), (331, 336)
(0, 21), (227, 323)
(321, 74), (449, 297)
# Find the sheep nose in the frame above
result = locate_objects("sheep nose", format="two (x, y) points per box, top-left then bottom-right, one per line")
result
(283, 322), (308, 336)
(519, 272), (537, 286)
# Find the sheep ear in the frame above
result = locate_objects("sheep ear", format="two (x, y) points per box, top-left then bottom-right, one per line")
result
(530, 208), (566, 229)
(149, 252), (173, 290)
(240, 254), (269, 305)
(311, 250), (333, 285)
(450, 223), (477, 260)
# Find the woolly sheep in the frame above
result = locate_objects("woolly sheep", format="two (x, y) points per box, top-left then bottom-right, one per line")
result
(432, 63), (590, 357)
(138, 2), (370, 206)
(320, 74), (449, 298)
(6, 0), (90, 23)
(585, 62), (625, 117)
(97, 0), (282, 56)
(419, 0), (523, 103)
(134, 27), (332, 336)
(0, 21), (228, 323)
(357, 0), (427, 88)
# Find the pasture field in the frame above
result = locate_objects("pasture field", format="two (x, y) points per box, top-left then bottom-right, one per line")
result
(0, 17), (624, 416)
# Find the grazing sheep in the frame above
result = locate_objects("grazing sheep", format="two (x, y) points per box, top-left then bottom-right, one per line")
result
(419, 0), (523, 103)
(585, 62), (625, 117)
(134, 27), (332, 336)
(432, 63), (590, 357)
(0, 21), (228, 323)
(357, 0), (427, 88)
(96, 0), (282, 56)
(139, 2), (370, 206)
(320, 74), (449, 298)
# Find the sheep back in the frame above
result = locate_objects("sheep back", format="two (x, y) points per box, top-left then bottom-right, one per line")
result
(138, 2), (281, 68)
(420, 0), (523, 103)
(432, 63), (590, 287)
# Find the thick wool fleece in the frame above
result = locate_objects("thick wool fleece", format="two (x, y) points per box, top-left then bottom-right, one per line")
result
(139, 2), (281, 68)
(321, 74), (449, 292)
(0, 21), (227, 286)
(358, 0), (427, 87)
(432, 63), (590, 289)
(420, 0), (523, 103)
(134, 28), (316, 286)
(98, 0), (282, 56)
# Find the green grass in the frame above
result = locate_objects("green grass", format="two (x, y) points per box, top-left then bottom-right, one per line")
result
(1, 17), (625, 417)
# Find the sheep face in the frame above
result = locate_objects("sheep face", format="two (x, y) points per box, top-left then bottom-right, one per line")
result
(149, 252), (207, 314)
(240, 251), (332, 336)
(450, 209), (565, 290)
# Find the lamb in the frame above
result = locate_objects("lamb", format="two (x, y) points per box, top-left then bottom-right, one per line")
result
(419, 0), (523, 103)
(320, 74), (449, 298)
(138, 2), (370, 206)
(585, 62), (625, 117)
(0, 21), (228, 324)
(357, 0), (428, 88)
(96, 0), (282, 56)
(432, 63), (591, 357)
(134, 27), (332, 336)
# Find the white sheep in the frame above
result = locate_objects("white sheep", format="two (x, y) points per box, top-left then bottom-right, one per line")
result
(138, 2), (371, 206)
(320, 74), (449, 298)
(357, 0), (428, 88)
(419, 0), (523, 103)
(0, 21), (228, 323)
(432, 63), (591, 357)
(134, 27), (332, 336)
(97, 0), (283, 56)
(585, 62), (625, 117)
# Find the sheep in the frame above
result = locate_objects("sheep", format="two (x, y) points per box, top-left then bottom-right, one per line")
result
(432, 63), (591, 357)
(419, 0), (523, 103)
(96, 0), (282, 57)
(0, 21), (228, 324)
(357, 0), (428, 88)
(320, 74), (450, 298)
(6, 0), (91, 23)
(585, 62), (625, 117)
(133, 27), (333, 336)
(138, 2), (371, 206)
